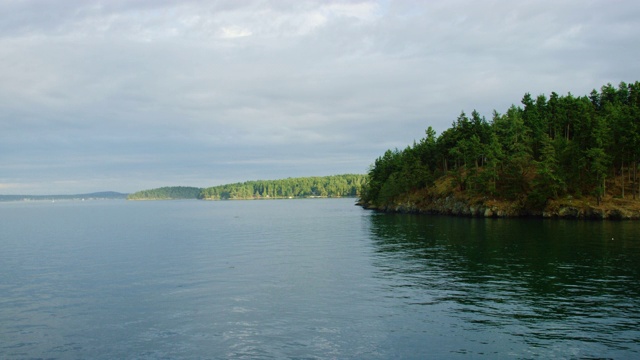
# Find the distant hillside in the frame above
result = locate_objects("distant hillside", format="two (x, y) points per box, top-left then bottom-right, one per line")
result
(127, 186), (203, 200)
(127, 174), (367, 201)
(0, 191), (128, 202)
(200, 174), (366, 200)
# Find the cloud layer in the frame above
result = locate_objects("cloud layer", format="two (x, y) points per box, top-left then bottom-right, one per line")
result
(1, 0), (639, 194)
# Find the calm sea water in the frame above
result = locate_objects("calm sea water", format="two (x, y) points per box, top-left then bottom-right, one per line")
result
(1, 198), (639, 359)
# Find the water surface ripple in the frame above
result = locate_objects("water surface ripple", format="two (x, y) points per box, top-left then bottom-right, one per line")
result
(1, 199), (639, 359)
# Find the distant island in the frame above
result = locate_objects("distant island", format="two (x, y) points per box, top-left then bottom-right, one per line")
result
(127, 174), (366, 200)
(358, 81), (640, 219)
(0, 191), (128, 202)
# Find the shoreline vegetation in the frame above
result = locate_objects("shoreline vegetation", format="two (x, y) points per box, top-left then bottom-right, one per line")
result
(127, 174), (366, 201)
(358, 81), (640, 219)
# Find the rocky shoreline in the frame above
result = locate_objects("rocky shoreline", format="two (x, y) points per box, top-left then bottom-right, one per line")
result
(359, 195), (640, 220)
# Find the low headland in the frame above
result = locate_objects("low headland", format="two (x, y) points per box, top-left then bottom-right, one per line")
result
(358, 81), (640, 220)
(127, 174), (366, 201)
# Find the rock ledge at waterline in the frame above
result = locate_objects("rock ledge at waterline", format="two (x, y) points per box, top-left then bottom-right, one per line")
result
(359, 195), (640, 220)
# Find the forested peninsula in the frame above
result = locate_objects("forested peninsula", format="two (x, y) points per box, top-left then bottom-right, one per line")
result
(128, 174), (365, 201)
(359, 81), (640, 219)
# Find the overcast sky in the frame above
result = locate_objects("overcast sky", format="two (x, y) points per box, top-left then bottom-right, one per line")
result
(1, 0), (639, 195)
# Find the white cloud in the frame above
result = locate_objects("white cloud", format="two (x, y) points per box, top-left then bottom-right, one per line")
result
(219, 25), (252, 38)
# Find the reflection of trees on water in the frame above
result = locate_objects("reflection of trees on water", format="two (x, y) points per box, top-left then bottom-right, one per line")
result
(367, 213), (640, 347)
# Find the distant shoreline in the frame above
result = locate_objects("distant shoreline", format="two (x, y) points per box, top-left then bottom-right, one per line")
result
(128, 195), (357, 201)
(0, 192), (128, 202)
(127, 175), (365, 201)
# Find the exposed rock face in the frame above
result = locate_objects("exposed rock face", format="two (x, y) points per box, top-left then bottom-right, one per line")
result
(360, 196), (640, 220)
(365, 196), (521, 217)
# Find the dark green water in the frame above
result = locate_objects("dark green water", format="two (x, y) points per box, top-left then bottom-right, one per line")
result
(368, 213), (640, 358)
(1, 199), (639, 359)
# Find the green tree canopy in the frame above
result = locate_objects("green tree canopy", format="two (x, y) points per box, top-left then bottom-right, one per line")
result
(360, 81), (640, 208)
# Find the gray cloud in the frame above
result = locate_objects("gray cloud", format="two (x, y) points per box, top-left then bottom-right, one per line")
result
(1, 0), (639, 194)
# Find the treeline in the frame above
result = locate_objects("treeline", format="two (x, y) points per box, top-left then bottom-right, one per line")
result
(127, 186), (202, 200)
(360, 81), (640, 209)
(200, 174), (366, 200)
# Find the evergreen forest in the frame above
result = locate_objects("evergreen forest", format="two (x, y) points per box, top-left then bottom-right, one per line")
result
(200, 174), (365, 200)
(128, 175), (366, 201)
(127, 186), (203, 200)
(359, 81), (640, 212)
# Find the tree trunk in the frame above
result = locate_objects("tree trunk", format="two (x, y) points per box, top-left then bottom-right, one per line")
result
(614, 160), (624, 199)
(633, 158), (638, 200)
